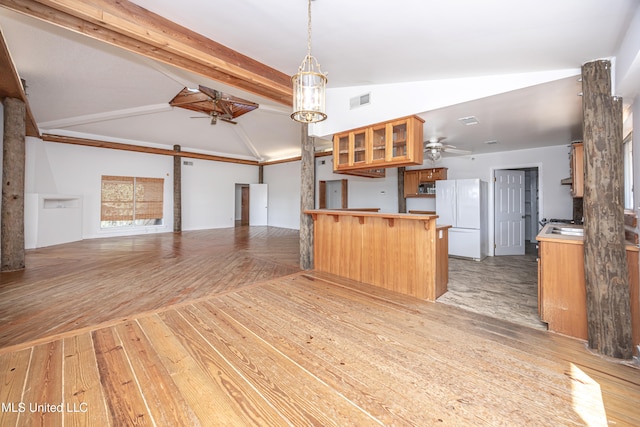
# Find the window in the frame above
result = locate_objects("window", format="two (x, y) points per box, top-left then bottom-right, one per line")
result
(100, 175), (164, 228)
(624, 132), (634, 210)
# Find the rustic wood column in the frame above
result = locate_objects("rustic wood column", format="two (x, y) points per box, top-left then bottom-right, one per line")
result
(398, 167), (406, 213)
(173, 144), (182, 233)
(582, 59), (632, 359)
(1, 97), (26, 271)
(258, 165), (264, 184)
(300, 123), (314, 270)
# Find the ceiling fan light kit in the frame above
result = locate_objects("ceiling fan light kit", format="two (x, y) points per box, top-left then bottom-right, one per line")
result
(424, 136), (471, 161)
(291, 0), (328, 123)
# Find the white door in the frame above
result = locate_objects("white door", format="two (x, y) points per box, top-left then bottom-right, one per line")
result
(326, 180), (343, 209)
(249, 183), (268, 226)
(494, 170), (525, 255)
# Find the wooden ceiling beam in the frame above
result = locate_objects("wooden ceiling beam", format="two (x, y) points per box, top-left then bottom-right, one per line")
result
(0, 28), (39, 137)
(0, 0), (293, 106)
(41, 133), (260, 165)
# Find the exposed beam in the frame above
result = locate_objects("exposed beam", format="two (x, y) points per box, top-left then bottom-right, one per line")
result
(0, 0), (293, 106)
(42, 132), (334, 166)
(41, 133), (259, 166)
(38, 103), (173, 129)
(0, 28), (39, 137)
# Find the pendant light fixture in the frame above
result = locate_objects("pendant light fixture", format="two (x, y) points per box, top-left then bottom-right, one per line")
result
(291, 0), (327, 123)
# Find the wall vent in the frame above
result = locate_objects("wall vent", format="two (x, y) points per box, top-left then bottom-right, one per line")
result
(183, 160), (194, 166)
(350, 93), (371, 109)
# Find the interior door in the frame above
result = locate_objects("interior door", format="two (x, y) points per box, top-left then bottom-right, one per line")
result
(494, 170), (525, 255)
(240, 186), (249, 225)
(249, 183), (268, 226)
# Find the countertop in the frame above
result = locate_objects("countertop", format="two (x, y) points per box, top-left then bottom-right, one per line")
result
(537, 223), (639, 251)
(305, 209), (438, 221)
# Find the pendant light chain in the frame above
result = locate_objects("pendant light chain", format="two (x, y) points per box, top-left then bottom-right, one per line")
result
(290, 0), (328, 123)
(306, 0), (312, 59)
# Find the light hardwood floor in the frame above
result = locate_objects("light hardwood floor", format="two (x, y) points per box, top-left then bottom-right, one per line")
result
(1, 228), (639, 426)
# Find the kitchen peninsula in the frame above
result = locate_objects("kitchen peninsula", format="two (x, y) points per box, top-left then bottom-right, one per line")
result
(305, 210), (449, 300)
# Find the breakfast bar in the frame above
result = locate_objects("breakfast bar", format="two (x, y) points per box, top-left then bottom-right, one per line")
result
(305, 210), (449, 300)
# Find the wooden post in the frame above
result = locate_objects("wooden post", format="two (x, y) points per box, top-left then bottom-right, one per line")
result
(398, 167), (406, 213)
(582, 59), (633, 359)
(300, 123), (314, 270)
(258, 165), (264, 184)
(173, 144), (182, 233)
(1, 97), (26, 271)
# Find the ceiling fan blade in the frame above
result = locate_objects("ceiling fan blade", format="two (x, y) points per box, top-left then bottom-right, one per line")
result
(443, 147), (471, 154)
(220, 117), (238, 125)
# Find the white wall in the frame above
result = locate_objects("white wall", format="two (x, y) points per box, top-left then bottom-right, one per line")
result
(315, 157), (400, 213)
(264, 160), (301, 229)
(314, 144), (573, 220)
(311, 144), (574, 255)
(180, 158), (257, 230)
(407, 144), (574, 222)
(24, 138), (259, 241)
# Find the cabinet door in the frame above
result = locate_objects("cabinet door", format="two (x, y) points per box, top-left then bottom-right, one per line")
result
(390, 120), (408, 160)
(420, 169), (434, 181)
(370, 124), (387, 162)
(404, 170), (420, 197)
(353, 130), (367, 165)
(435, 168), (448, 181)
(334, 133), (351, 170)
(571, 142), (583, 198)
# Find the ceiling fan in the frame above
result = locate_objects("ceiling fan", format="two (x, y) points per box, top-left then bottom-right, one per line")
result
(191, 110), (237, 125)
(424, 137), (470, 161)
(169, 85), (259, 125)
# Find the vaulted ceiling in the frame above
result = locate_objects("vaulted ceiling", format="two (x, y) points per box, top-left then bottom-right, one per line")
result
(0, 0), (639, 162)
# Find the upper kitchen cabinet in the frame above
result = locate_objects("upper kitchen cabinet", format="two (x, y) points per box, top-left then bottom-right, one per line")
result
(404, 167), (448, 197)
(570, 142), (584, 198)
(333, 115), (424, 172)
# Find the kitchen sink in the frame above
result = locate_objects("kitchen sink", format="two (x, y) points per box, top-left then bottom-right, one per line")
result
(547, 225), (584, 236)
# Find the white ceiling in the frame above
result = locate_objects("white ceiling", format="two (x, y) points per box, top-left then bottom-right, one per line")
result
(0, 0), (639, 162)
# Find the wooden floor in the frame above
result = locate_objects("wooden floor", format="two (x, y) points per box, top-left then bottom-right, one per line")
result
(1, 228), (639, 426)
(0, 227), (299, 350)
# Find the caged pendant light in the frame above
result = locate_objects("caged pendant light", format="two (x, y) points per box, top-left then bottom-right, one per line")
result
(291, 0), (327, 123)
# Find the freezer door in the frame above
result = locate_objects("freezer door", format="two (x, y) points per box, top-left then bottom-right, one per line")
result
(455, 179), (481, 229)
(449, 228), (482, 259)
(435, 180), (456, 227)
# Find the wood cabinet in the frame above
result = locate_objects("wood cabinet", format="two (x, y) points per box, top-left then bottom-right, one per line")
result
(537, 226), (639, 351)
(570, 142), (583, 198)
(404, 168), (448, 198)
(333, 115), (424, 172)
(305, 209), (448, 300)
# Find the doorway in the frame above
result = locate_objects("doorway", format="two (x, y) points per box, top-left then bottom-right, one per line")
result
(494, 167), (539, 255)
(319, 179), (348, 209)
(234, 183), (268, 226)
(235, 184), (250, 226)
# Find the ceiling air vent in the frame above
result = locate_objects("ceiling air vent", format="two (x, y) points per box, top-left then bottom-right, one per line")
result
(458, 115), (480, 126)
(350, 93), (371, 109)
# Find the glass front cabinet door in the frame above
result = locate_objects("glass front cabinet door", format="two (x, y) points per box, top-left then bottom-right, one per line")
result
(332, 115), (424, 172)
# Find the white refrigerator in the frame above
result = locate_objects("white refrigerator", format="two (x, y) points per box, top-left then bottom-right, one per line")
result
(436, 179), (488, 260)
